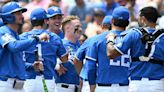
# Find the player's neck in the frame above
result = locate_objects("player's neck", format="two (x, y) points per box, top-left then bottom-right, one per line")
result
(112, 25), (125, 31)
(33, 26), (44, 30)
(48, 28), (60, 34)
(145, 22), (156, 29)
(64, 36), (77, 44)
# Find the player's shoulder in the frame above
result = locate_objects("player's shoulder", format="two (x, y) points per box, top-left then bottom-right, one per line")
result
(0, 26), (10, 34)
(48, 31), (61, 39)
(62, 39), (69, 44)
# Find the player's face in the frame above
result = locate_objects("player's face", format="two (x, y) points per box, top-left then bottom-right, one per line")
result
(13, 11), (24, 24)
(48, 15), (62, 30)
(71, 19), (82, 40)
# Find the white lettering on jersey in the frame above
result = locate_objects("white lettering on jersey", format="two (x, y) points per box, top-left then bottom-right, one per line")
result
(109, 49), (130, 67)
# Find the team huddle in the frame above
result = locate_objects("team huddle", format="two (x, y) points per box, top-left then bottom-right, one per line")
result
(0, 1), (163, 92)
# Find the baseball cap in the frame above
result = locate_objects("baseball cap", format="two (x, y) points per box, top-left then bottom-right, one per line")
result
(102, 15), (112, 25)
(30, 8), (47, 21)
(112, 6), (129, 20)
(47, 6), (63, 18)
(1, 2), (27, 15)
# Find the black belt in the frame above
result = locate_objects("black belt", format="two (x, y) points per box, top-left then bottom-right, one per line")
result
(97, 83), (128, 86)
(80, 77), (88, 81)
(130, 77), (162, 80)
(83, 79), (88, 81)
(132, 58), (164, 65)
(61, 84), (79, 92)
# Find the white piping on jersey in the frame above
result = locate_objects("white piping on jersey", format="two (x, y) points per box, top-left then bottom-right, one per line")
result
(114, 45), (124, 55)
(74, 55), (80, 61)
(85, 56), (96, 61)
(60, 52), (68, 58)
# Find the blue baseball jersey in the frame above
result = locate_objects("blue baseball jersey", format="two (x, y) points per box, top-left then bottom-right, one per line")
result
(57, 30), (64, 39)
(86, 30), (130, 85)
(55, 39), (80, 85)
(75, 35), (99, 80)
(0, 25), (39, 80)
(20, 29), (67, 79)
(114, 28), (164, 79)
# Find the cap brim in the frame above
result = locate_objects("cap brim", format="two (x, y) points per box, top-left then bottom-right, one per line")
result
(12, 8), (27, 13)
(47, 13), (63, 18)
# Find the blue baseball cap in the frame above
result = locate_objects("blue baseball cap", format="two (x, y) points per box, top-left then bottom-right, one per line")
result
(47, 6), (63, 18)
(102, 15), (112, 25)
(0, 2), (27, 15)
(30, 8), (47, 21)
(112, 6), (129, 21)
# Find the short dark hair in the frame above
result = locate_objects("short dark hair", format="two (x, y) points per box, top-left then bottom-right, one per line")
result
(140, 6), (160, 23)
(113, 18), (129, 28)
(31, 20), (44, 27)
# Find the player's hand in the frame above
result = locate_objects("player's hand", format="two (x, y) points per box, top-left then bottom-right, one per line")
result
(38, 32), (49, 41)
(106, 32), (116, 42)
(55, 64), (67, 76)
(33, 61), (44, 72)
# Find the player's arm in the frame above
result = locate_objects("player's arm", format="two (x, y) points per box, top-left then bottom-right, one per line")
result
(73, 57), (83, 75)
(106, 32), (122, 59)
(86, 58), (96, 92)
(0, 32), (49, 52)
(90, 85), (96, 92)
(85, 43), (97, 91)
(73, 47), (86, 75)
(106, 30), (137, 59)
(56, 38), (68, 63)
(59, 53), (68, 63)
(107, 42), (122, 59)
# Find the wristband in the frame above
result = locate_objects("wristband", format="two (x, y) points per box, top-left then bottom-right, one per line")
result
(106, 40), (114, 44)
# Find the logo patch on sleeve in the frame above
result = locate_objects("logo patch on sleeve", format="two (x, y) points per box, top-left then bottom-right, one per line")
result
(1, 33), (16, 43)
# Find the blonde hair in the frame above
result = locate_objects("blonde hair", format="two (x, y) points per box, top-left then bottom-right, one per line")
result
(61, 16), (79, 30)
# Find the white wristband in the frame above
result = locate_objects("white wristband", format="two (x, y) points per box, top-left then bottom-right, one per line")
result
(55, 64), (60, 70)
(107, 36), (115, 42)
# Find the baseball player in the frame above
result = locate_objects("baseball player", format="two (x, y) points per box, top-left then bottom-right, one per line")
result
(85, 6), (131, 92)
(54, 16), (82, 92)
(0, 2), (49, 92)
(73, 15), (112, 92)
(101, 15), (112, 31)
(47, 6), (64, 39)
(106, 6), (164, 92)
(20, 8), (68, 92)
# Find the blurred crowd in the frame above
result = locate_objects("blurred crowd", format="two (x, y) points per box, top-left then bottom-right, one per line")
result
(0, 0), (164, 36)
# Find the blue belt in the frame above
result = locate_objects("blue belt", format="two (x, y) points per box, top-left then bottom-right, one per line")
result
(130, 77), (161, 80)
(97, 83), (128, 86)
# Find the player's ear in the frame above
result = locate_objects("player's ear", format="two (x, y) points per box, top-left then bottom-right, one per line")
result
(44, 19), (48, 24)
(111, 18), (115, 24)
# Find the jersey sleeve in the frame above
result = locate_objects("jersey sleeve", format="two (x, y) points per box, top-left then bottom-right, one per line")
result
(75, 44), (87, 62)
(85, 42), (98, 62)
(0, 32), (37, 52)
(0, 33), (16, 48)
(114, 29), (140, 54)
(56, 38), (67, 58)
